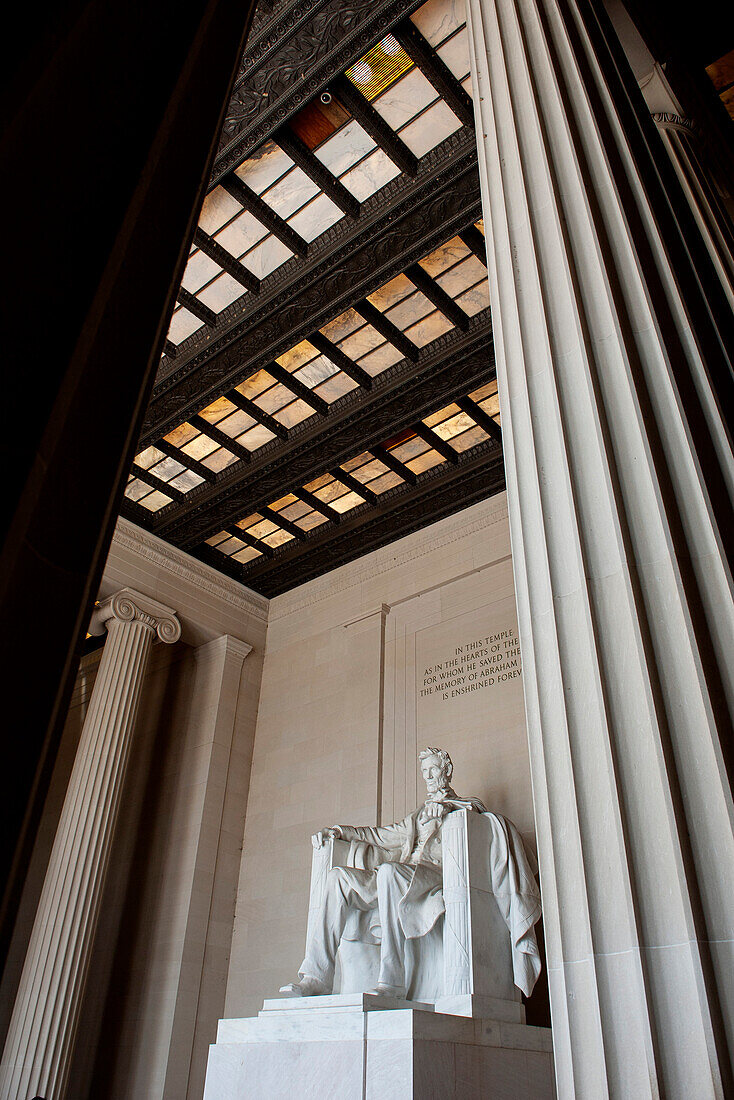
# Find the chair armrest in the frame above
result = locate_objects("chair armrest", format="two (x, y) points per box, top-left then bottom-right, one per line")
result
(305, 837), (351, 948)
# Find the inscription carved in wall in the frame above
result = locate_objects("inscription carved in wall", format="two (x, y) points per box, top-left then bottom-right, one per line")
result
(419, 627), (521, 703)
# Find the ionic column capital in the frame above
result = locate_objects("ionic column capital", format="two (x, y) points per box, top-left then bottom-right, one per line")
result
(651, 110), (700, 137)
(89, 587), (181, 644)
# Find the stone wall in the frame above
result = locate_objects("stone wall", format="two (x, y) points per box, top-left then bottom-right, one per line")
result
(225, 492), (536, 1020)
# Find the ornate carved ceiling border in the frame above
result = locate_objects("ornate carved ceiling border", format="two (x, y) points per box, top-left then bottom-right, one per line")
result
(143, 317), (495, 547)
(143, 152), (482, 444)
(198, 444), (505, 596)
(157, 127), (477, 386)
(110, 517), (270, 619)
(213, 0), (425, 182)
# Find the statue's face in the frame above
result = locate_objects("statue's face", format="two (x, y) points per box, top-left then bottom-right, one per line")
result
(421, 755), (448, 794)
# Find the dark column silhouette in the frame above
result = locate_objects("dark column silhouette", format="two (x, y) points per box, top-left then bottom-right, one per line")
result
(0, 0), (256, 967)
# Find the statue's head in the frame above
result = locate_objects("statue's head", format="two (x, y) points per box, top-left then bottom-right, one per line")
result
(419, 747), (453, 794)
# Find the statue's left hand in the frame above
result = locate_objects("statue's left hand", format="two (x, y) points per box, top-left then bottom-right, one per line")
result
(422, 800), (449, 820)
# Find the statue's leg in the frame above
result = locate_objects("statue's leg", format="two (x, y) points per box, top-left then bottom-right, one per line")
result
(374, 863), (414, 994)
(298, 867), (377, 990)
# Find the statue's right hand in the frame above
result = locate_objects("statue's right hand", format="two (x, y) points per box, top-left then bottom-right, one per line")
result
(312, 827), (341, 849)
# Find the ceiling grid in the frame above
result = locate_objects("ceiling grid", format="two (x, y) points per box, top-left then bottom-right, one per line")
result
(121, 0), (504, 594)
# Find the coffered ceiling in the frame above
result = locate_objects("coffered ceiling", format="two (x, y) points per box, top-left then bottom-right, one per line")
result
(120, 0), (504, 596)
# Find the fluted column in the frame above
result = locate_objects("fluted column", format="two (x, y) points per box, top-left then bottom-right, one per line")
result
(652, 112), (734, 312)
(465, 0), (734, 1096)
(0, 589), (180, 1100)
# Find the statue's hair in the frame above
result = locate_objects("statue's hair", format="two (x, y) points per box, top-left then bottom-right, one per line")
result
(419, 747), (453, 779)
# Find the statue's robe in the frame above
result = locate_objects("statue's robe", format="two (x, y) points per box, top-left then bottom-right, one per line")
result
(337, 806), (542, 997)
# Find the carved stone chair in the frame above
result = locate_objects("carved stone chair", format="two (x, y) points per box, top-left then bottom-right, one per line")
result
(306, 808), (526, 1021)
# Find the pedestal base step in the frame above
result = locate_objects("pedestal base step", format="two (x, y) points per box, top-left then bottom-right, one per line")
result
(204, 996), (554, 1099)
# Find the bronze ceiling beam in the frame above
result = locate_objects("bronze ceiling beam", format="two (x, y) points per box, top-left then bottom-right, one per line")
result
(130, 464), (186, 502)
(155, 437), (217, 483)
(164, 130), (477, 380)
(459, 225), (487, 263)
(393, 20), (474, 128)
(193, 227), (261, 293)
(355, 300), (419, 362)
(294, 487), (343, 524)
(412, 422), (460, 465)
(220, 172), (309, 258)
(332, 75), (418, 178)
(371, 443), (418, 486)
(137, 316), (495, 548)
(189, 413), (253, 463)
(213, 0), (426, 182)
(264, 359), (330, 416)
(224, 524), (275, 558)
(200, 441), (504, 596)
(177, 287), (217, 328)
(404, 262), (470, 331)
(456, 394), (502, 444)
(276, 126), (361, 219)
(149, 132), (480, 438)
(259, 504), (308, 541)
(225, 388), (290, 440)
(308, 332), (374, 391)
(332, 467), (378, 505)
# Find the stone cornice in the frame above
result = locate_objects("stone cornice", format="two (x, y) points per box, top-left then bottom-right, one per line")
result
(111, 518), (270, 622)
(269, 494), (509, 619)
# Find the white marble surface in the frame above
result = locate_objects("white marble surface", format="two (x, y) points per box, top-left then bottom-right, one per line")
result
(374, 69), (436, 131)
(289, 192), (344, 242)
(261, 992), (434, 1014)
(316, 120), (375, 177)
(466, 0), (734, 1092)
(197, 185), (242, 234)
(235, 139), (293, 195)
(197, 272), (245, 313)
(410, 0), (465, 47)
(203, 1000), (554, 1099)
(181, 248), (221, 293)
(262, 165), (319, 218)
(214, 209), (268, 258)
(167, 306), (203, 345)
(341, 148), (400, 201)
(400, 100), (462, 158)
(436, 26), (471, 79)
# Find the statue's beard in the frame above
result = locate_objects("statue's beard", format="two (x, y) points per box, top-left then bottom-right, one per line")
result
(425, 775), (451, 797)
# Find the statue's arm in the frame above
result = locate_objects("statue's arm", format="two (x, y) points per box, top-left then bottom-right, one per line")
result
(312, 819), (407, 851)
(442, 796), (487, 813)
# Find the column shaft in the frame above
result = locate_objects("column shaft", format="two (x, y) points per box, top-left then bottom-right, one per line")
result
(465, 0), (734, 1095)
(0, 593), (179, 1099)
(653, 114), (734, 312)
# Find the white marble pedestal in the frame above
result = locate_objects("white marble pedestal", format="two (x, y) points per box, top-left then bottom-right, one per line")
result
(203, 994), (554, 1099)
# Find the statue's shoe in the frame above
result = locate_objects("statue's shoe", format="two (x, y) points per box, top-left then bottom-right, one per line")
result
(366, 983), (407, 999)
(278, 977), (330, 996)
